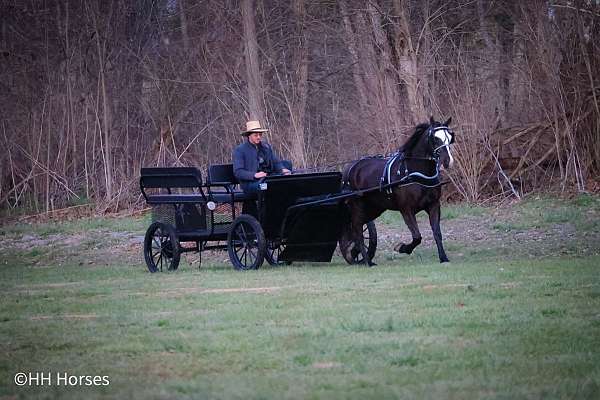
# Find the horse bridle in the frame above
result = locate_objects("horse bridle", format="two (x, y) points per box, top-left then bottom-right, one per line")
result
(428, 125), (455, 158)
(398, 125), (455, 162)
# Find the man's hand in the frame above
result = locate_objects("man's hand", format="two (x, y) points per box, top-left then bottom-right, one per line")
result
(254, 171), (267, 179)
(281, 168), (291, 175)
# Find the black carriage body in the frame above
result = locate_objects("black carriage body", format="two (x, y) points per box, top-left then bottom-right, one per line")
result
(258, 172), (350, 262)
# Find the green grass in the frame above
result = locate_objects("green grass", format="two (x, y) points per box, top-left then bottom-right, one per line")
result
(491, 193), (600, 232)
(1, 195), (599, 399)
(1, 258), (599, 399)
(378, 203), (488, 226)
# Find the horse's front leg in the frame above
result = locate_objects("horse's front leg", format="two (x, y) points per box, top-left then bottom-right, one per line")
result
(427, 203), (449, 263)
(393, 210), (422, 255)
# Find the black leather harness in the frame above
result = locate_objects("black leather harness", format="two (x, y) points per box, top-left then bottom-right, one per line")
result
(344, 124), (454, 194)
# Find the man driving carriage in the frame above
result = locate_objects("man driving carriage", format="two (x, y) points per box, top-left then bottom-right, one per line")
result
(233, 120), (291, 195)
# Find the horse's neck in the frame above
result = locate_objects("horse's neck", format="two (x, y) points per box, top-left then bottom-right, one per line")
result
(393, 145), (436, 179)
(405, 139), (429, 157)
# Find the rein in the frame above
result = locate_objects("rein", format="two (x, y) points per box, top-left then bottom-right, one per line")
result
(291, 158), (368, 174)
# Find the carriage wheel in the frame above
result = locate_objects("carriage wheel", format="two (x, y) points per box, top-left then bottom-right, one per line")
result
(227, 214), (266, 270)
(339, 221), (377, 265)
(144, 222), (180, 273)
(265, 241), (291, 266)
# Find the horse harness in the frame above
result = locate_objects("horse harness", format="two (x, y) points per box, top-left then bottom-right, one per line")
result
(343, 124), (454, 194)
(380, 125), (454, 193)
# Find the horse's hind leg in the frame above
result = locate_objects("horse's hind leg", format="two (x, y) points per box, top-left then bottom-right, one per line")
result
(394, 210), (422, 255)
(351, 220), (375, 267)
(427, 203), (449, 263)
(345, 200), (375, 267)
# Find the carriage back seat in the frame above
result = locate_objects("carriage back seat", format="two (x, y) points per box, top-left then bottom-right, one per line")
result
(207, 164), (254, 202)
(207, 164), (238, 186)
(140, 167), (206, 204)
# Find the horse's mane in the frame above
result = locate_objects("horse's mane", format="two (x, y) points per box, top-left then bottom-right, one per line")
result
(399, 122), (429, 153)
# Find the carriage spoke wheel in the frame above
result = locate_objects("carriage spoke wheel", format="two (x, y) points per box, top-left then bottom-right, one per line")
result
(144, 222), (180, 273)
(227, 215), (266, 270)
(339, 221), (377, 265)
(265, 241), (291, 266)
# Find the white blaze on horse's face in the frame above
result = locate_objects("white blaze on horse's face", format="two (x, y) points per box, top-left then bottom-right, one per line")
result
(434, 128), (454, 168)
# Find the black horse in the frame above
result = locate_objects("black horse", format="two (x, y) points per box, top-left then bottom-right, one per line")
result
(342, 117), (455, 265)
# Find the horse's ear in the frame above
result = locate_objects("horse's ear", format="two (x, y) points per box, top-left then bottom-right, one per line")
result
(444, 117), (452, 126)
(430, 116), (435, 125)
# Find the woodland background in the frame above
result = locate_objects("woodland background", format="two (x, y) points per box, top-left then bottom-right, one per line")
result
(1, 0), (599, 214)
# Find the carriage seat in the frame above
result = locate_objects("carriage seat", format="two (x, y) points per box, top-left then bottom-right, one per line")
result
(207, 164), (254, 202)
(140, 167), (208, 204)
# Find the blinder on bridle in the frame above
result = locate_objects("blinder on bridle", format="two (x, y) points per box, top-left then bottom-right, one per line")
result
(427, 125), (455, 158)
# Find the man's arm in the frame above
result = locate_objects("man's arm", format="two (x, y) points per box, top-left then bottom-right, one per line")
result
(233, 146), (257, 181)
(265, 144), (290, 174)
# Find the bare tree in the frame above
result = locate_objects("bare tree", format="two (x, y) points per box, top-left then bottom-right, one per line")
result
(1, 0), (599, 215)
(242, 0), (265, 122)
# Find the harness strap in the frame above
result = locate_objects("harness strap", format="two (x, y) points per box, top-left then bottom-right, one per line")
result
(397, 163), (441, 184)
(375, 151), (441, 192)
(380, 152), (400, 193)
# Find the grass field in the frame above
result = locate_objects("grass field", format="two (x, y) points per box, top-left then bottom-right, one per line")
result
(1, 195), (599, 399)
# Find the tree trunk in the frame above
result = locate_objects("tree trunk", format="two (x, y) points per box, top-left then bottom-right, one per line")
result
(339, 0), (369, 113)
(476, 0), (505, 127)
(179, 0), (190, 54)
(241, 0), (265, 122)
(392, 0), (424, 124)
(367, 2), (403, 138)
(89, 0), (113, 200)
(289, 0), (308, 168)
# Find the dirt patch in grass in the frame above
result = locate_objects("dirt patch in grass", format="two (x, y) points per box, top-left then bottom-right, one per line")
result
(125, 286), (286, 298)
(146, 310), (209, 317)
(138, 352), (193, 381)
(500, 282), (521, 289)
(422, 282), (521, 291)
(312, 362), (342, 369)
(29, 313), (97, 320)
(376, 219), (600, 264)
(200, 286), (284, 294)
(17, 281), (85, 290)
(422, 283), (471, 291)
(2, 197), (599, 268)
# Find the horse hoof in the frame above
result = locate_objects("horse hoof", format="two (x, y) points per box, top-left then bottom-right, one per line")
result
(343, 246), (355, 261)
(440, 258), (450, 263)
(396, 244), (411, 254)
(368, 261), (377, 267)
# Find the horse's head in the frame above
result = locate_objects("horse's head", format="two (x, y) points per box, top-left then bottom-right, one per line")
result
(427, 117), (455, 170)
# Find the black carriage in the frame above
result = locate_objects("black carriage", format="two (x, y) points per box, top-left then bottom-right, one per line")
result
(139, 165), (377, 272)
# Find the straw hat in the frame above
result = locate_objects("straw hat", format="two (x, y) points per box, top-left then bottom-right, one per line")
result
(241, 120), (269, 136)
